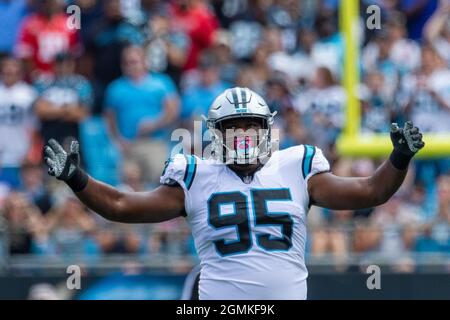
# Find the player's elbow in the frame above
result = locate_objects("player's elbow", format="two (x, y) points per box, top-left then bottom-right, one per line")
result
(371, 193), (390, 207)
(366, 180), (393, 207)
(370, 186), (396, 207)
(106, 192), (129, 222)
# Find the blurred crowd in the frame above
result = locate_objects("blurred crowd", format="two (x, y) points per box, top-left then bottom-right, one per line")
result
(0, 0), (449, 272)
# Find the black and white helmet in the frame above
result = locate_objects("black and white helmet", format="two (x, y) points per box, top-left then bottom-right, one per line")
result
(206, 87), (277, 164)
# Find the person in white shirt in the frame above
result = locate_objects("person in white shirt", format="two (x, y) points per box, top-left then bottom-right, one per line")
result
(0, 56), (37, 189)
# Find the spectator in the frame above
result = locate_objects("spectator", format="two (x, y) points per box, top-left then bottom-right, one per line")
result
(209, 30), (239, 85)
(309, 209), (351, 270)
(181, 51), (228, 129)
(266, 26), (299, 79)
(120, 229), (145, 255)
(415, 175), (450, 254)
(84, 0), (145, 113)
(1, 192), (46, 255)
(235, 43), (270, 95)
(221, 0), (266, 61)
(263, 74), (307, 149)
(20, 162), (52, 215)
(414, 224), (443, 253)
(266, 0), (302, 52)
(0, 0), (30, 55)
(386, 14), (421, 75)
(94, 225), (145, 255)
(73, 0), (103, 45)
(14, 0), (81, 79)
(424, 0), (450, 66)
(118, 160), (146, 192)
(362, 30), (402, 99)
(371, 196), (422, 259)
(290, 27), (318, 84)
(44, 196), (97, 256)
(34, 52), (93, 149)
(400, 0), (438, 40)
(265, 73), (294, 115)
(104, 45), (179, 184)
(352, 218), (380, 255)
(145, 7), (189, 86)
(399, 44), (450, 133)
(310, 10), (344, 77)
(0, 56), (38, 189)
(169, 0), (219, 70)
(362, 13), (422, 88)
(94, 227), (118, 255)
(437, 175), (450, 222)
(395, 44), (450, 221)
(294, 66), (346, 152)
(359, 71), (392, 133)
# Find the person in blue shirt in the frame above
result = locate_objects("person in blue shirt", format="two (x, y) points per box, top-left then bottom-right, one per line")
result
(150, 71), (178, 98)
(400, 0), (438, 41)
(104, 45), (179, 185)
(0, 0), (30, 54)
(181, 52), (228, 130)
(84, 0), (145, 113)
(180, 52), (228, 158)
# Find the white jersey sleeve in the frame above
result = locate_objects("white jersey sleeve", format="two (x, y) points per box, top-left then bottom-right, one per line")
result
(303, 145), (330, 182)
(160, 153), (187, 187)
(160, 153), (198, 188)
(159, 153), (198, 214)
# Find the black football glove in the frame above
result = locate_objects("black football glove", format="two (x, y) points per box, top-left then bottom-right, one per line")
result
(390, 121), (425, 156)
(389, 121), (425, 170)
(44, 139), (88, 191)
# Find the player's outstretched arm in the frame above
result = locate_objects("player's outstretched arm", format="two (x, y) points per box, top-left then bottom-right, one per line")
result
(44, 139), (185, 223)
(308, 121), (425, 210)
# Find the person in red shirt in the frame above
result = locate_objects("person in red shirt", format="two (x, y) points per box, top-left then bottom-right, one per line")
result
(14, 0), (80, 78)
(169, 0), (219, 70)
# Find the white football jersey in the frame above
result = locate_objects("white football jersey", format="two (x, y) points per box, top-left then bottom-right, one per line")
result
(0, 81), (37, 167)
(160, 145), (330, 300)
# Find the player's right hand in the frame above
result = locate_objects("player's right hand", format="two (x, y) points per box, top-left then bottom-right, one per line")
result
(44, 139), (81, 181)
(390, 121), (425, 157)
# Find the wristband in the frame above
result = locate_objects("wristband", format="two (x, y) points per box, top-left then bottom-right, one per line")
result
(389, 148), (413, 170)
(66, 168), (89, 192)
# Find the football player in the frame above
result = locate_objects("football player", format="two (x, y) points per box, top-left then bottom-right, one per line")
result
(44, 87), (424, 299)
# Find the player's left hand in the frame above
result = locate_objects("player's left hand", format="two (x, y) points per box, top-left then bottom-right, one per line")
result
(44, 139), (81, 181)
(390, 121), (425, 157)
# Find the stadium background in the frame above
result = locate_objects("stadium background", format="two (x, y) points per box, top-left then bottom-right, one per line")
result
(0, 0), (449, 299)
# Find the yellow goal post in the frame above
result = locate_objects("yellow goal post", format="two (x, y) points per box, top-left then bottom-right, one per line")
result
(336, 0), (450, 159)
